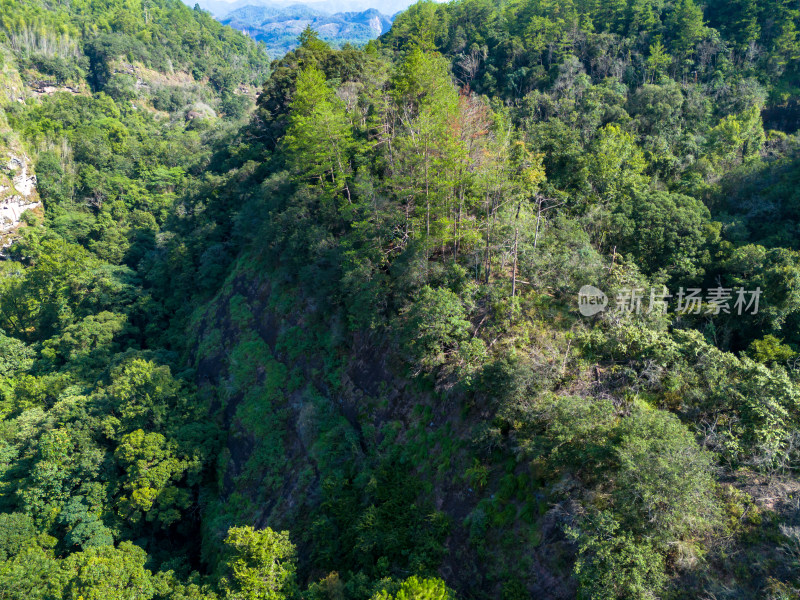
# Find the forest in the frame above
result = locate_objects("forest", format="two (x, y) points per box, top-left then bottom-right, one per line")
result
(1, 0), (800, 599)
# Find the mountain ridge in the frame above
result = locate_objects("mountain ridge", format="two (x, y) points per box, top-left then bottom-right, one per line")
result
(220, 2), (394, 55)
(188, 0), (412, 19)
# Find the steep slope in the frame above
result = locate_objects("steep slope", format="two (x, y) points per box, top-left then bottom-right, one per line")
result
(0, 1), (273, 599)
(2, 0), (800, 600)
(171, 4), (800, 598)
(0, 51), (40, 250)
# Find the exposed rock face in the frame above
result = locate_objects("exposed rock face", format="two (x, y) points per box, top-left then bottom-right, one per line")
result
(9, 156), (36, 197)
(0, 54), (40, 250)
(31, 82), (81, 96)
(368, 14), (383, 36)
(0, 153), (41, 249)
(186, 102), (217, 121)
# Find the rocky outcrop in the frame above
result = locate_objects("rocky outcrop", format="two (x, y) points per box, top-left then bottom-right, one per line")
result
(0, 153), (41, 250)
(0, 51), (40, 251)
(30, 81), (80, 97)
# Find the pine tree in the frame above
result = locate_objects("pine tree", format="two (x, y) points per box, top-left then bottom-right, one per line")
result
(390, 50), (460, 260)
(764, 0), (800, 73)
(510, 142), (545, 298)
(627, 0), (660, 36)
(646, 39), (672, 83)
(284, 65), (355, 202)
(668, 0), (706, 60)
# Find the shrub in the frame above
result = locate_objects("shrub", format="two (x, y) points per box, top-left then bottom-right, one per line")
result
(614, 409), (720, 540)
(569, 511), (667, 600)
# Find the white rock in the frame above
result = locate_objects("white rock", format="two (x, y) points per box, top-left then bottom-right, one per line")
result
(0, 154), (40, 237)
(7, 154), (36, 198)
(0, 195), (38, 233)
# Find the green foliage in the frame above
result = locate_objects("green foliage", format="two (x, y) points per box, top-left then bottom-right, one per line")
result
(310, 455), (450, 580)
(371, 576), (455, 600)
(401, 285), (474, 373)
(748, 335), (796, 364)
(284, 65), (354, 200)
(220, 526), (296, 600)
(707, 105), (766, 169)
(608, 189), (712, 280)
(1, 0), (800, 598)
(388, 1), (449, 52)
(115, 429), (192, 527)
(62, 542), (156, 600)
(0, 512), (36, 560)
(0, 543), (66, 600)
(613, 409), (720, 540)
(0, 0), (270, 92)
(568, 512), (667, 600)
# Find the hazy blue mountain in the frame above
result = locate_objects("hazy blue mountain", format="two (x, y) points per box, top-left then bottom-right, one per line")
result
(219, 3), (393, 56)
(189, 0), (414, 19)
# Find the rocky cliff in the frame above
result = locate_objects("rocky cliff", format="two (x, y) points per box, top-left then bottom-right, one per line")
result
(0, 52), (41, 251)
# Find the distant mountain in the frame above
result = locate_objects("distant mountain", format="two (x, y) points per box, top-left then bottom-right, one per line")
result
(189, 0), (413, 19)
(219, 3), (393, 56)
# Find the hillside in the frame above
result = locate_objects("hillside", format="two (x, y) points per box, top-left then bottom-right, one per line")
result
(0, 0), (275, 597)
(0, 52), (40, 251)
(221, 4), (393, 56)
(2, 0), (800, 599)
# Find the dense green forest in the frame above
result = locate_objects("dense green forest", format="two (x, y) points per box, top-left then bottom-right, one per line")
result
(2, 0), (800, 598)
